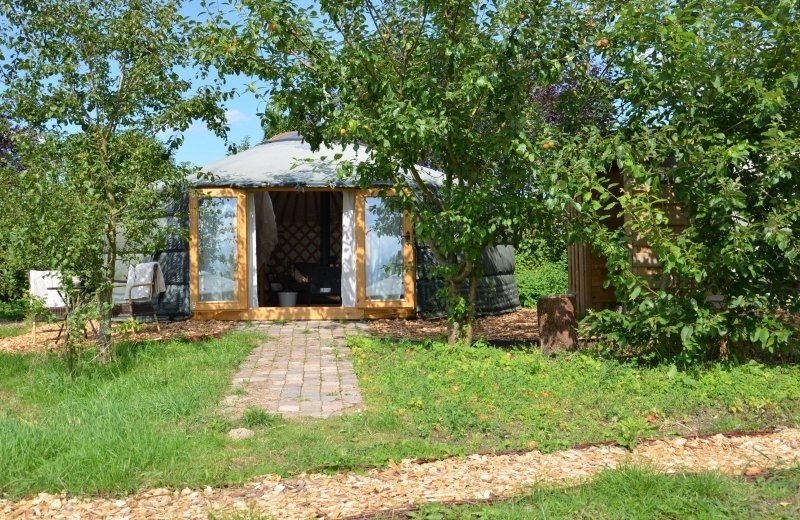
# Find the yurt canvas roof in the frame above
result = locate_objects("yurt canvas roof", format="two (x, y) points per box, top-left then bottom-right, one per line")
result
(196, 131), (443, 189)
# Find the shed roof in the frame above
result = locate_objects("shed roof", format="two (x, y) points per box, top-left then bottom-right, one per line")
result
(196, 132), (443, 189)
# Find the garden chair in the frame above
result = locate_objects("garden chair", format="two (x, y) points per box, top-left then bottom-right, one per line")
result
(28, 270), (68, 344)
(119, 261), (166, 332)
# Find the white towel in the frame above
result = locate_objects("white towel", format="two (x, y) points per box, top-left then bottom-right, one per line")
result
(28, 270), (66, 308)
(125, 262), (166, 301)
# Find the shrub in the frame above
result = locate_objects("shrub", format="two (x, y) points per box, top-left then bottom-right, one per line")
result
(0, 299), (27, 321)
(515, 229), (567, 272)
(516, 259), (568, 308)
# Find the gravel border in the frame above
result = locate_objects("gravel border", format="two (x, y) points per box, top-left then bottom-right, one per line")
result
(2, 428), (799, 519)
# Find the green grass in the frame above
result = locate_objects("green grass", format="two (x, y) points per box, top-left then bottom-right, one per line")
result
(348, 337), (800, 452)
(241, 407), (279, 428)
(1, 333), (799, 499)
(402, 466), (800, 519)
(0, 331), (263, 497)
(0, 321), (28, 339)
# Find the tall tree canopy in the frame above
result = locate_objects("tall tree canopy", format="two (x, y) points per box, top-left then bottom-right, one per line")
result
(0, 0), (226, 361)
(205, 0), (608, 342)
(558, 0), (800, 360)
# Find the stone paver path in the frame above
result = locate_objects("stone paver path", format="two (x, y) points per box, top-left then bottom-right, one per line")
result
(3, 429), (800, 519)
(223, 321), (366, 418)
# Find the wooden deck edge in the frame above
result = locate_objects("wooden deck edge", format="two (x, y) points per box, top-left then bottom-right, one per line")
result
(192, 307), (416, 321)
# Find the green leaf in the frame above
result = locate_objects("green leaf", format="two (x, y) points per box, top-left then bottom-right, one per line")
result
(680, 325), (694, 345)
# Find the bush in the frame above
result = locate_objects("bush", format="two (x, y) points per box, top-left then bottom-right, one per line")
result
(0, 267), (27, 302)
(515, 229), (567, 271)
(516, 259), (568, 308)
(0, 299), (27, 321)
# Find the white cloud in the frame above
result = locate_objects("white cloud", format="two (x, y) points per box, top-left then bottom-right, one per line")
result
(225, 109), (250, 126)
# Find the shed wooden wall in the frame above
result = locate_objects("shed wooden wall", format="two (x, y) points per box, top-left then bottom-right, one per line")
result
(569, 242), (618, 317)
(569, 170), (686, 317)
(626, 185), (687, 289)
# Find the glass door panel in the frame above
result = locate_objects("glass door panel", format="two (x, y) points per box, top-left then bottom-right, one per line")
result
(191, 189), (247, 311)
(357, 194), (414, 308)
(364, 196), (405, 300)
(198, 197), (239, 302)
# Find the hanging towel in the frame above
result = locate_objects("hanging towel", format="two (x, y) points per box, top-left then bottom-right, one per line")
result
(28, 270), (66, 308)
(125, 262), (166, 301)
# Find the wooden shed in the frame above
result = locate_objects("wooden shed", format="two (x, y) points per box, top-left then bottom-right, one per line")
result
(568, 169), (687, 317)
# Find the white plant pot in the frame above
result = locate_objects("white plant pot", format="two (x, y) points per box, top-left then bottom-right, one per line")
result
(278, 291), (298, 307)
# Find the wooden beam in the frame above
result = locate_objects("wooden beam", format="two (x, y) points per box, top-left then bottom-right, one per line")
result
(402, 209), (416, 309)
(188, 192), (199, 313)
(192, 306), (416, 321)
(355, 192), (366, 306)
(194, 307), (366, 321)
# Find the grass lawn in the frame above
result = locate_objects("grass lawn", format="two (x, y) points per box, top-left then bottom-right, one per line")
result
(400, 466), (800, 519)
(0, 321), (28, 339)
(1, 332), (799, 498)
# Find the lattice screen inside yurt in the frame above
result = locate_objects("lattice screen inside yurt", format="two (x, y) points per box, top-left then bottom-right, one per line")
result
(267, 191), (343, 275)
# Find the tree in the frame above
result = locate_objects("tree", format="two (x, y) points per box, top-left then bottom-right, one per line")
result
(205, 0), (603, 343)
(0, 0), (226, 361)
(556, 0), (800, 360)
(0, 117), (30, 300)
(260, 103), (294, 141)
(0, 118), (13, 164)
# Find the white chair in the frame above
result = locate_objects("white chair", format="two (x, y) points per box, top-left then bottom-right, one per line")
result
(28, 270), (68, 344)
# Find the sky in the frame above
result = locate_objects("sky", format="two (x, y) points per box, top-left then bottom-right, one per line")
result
(173, 1), (270, 167)
(0, 1), (312, 167)
(175, 92), (264, 167)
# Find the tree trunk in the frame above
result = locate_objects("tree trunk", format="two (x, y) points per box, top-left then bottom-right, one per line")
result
(537, 295), (578, 355)
(463, 270), (478, 346)
(446, 279), (461, 345)
(446, 267), (479, 346)
(97, 217), (117, 364)
(97, 283), (114, 363)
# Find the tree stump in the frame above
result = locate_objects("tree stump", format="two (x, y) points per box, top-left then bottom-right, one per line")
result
(537, 295), (577, 354)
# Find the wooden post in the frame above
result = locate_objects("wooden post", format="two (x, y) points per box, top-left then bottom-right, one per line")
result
(537, 294), (578, 354)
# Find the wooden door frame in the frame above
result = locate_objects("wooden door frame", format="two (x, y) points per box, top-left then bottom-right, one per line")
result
(189, 188), (248, 312)
(355, 190), (416, 309)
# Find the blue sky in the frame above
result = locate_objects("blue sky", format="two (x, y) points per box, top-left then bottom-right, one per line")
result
(174, 1), (269, 167)
(173, 87), (264, 167)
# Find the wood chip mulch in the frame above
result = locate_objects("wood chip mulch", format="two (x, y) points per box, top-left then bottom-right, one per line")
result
(0, 320), (236, 355)
(2, 428), (799, 519)
(367, 308), (539, 343)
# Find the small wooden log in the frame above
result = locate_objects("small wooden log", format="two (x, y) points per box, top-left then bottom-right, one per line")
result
(537, 295), (578, 354)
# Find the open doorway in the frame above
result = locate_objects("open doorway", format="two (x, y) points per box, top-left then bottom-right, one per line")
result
(254, 191), (344, 307)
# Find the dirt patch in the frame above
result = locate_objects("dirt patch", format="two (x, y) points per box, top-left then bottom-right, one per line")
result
(367, 308), (539, 343)
(0, 320), (236, 356)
